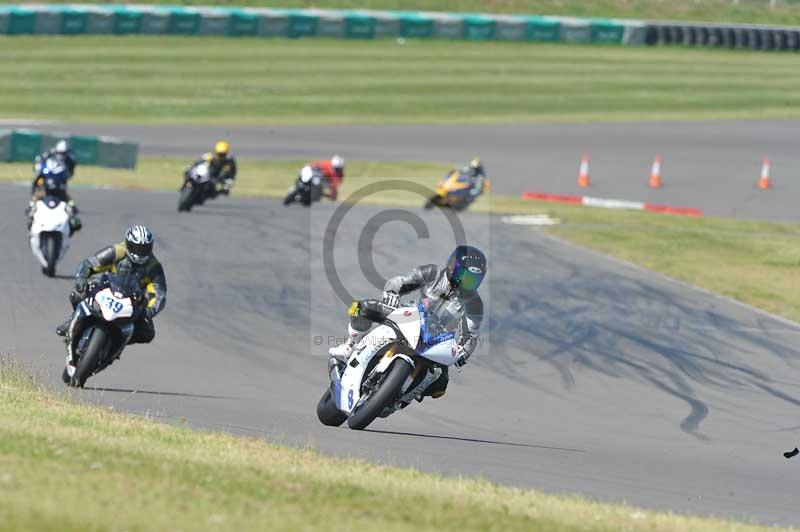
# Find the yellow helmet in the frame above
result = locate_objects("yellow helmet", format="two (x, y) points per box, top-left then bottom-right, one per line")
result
(214, 141), (230, 157)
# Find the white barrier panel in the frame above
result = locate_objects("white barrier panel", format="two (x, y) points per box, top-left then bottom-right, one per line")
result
(82, 5), (115, 34)
(429, 12), (463, 39)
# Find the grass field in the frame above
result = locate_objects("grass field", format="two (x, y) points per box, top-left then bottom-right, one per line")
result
(3, 37), (800, 124)
(4, 158), (800, 323)
(0, 358), (781, 532)
(17, 0), (800, 26)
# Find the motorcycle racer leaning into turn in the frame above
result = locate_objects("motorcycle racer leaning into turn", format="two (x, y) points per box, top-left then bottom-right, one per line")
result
(329, 245), (486, 400)
(462, 157), (488, 197)
(192, 140), (237, 196)
(309, 155), (345, 200)
(55, 226), (167, 354)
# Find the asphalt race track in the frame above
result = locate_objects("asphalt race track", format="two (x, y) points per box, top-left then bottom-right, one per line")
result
(3, 183), (800, 526)
(19, 119), (800, 222)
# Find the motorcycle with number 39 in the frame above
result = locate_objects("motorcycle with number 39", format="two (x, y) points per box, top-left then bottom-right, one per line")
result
(61, 268), (146, 388)
(317, 299), (460, 430)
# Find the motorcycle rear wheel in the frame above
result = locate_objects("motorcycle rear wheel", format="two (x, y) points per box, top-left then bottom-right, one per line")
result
(347, 358), (413, 430)
(70, 328), (108, 388)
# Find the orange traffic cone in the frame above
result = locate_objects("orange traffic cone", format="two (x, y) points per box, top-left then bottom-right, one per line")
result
(759, 157), (772, 189)
(649, 155), (662, 189)
(577, 154), (590, 188)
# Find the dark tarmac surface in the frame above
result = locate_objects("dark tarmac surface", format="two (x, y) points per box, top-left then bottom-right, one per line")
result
(28, 119), (800, 222)
(4, 183), (800, 526)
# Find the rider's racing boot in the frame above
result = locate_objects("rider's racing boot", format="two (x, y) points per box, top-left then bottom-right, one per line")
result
(328, 324), (365, 363)
(69, 216), (82, 236)
(329, 338), (354, 363)
(67, 201), (82, 235)
(55, 318), (71, 337)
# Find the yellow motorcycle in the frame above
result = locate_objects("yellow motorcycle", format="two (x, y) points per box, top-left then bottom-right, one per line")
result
(423, 169), (490, 212)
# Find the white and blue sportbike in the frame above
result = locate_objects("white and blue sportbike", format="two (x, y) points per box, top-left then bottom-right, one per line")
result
(317, 299), (460, 430)
(62, 269), (145, 387)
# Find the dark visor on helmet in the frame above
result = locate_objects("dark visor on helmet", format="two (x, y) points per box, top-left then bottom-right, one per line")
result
(455, 266), (484, 292)
(127, 241), (151, 258)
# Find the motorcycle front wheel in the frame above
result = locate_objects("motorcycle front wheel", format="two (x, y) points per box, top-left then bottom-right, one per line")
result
(70, 327), (108, 388)
(316, 388), (347, 427)
(41, 234), (58, 277)
(347, 358), (413, 430)
(178, 185), (194, 212)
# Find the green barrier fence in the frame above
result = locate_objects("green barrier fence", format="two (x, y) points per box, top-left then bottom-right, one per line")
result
(228, 9), (257, 37)
(399, 12), (434, 39)
(591, 19), (626, 43)
(0, 4), (649, 46)
(0, 130), (138, 169)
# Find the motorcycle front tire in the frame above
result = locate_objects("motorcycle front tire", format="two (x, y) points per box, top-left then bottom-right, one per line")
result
(42, 234), (58, 277)
(70, 327), (108, 388)
(423, 194), (442, 210)
(316, 388), (348, 427)
(347, 358), (413, 430)
(178, 186), (194, 212)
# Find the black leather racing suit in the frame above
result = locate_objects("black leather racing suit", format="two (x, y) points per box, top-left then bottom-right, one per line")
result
(70, 243), (167, 344)
(464, 165), (487, 197)
(352, 264), (483, 396)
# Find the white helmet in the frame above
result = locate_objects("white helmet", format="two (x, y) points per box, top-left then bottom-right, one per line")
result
(331, 155), (344, 171)
(55, 140), (69, 154)
(300, 165), (314, 183)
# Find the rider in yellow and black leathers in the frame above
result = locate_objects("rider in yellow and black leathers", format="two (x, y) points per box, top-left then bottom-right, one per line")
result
(57, 226), (167, 345)
(195, 140), (237, 197)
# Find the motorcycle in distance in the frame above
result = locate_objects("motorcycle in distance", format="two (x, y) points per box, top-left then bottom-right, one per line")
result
(29, 165), (75, 277)
(317, 298), (461, 430)
(177, 162), (214, 212)
(283, 166), (324, 207)
(423, 169), (490, 212)
(61, 266), (146, 388)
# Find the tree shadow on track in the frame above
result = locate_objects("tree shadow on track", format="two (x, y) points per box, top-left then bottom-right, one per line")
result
(82, 386), (238, 400)
(363, 428), (585, 453)
(484, 231), (800, 441)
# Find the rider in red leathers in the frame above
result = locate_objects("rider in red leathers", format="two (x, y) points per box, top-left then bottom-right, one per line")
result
(310, 155), (345, 200)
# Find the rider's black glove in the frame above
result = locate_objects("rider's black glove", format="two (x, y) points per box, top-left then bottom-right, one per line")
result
(381, 291), (400, 308)
(74, 278), (88, 294)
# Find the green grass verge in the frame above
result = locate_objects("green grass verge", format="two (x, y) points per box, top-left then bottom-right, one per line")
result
(0, 358), (780, 532)
(3, 37), (800, 124)
(18, 0), (800, 26)
(4, 157), (800, 323)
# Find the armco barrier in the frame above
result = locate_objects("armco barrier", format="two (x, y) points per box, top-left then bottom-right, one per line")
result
(0, 130), (138, 169)
(2, 5), (797, 51)
(0, 4), (630, 45)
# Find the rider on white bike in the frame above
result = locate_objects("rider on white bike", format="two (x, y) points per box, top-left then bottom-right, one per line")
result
(329, 245), (486, 399)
